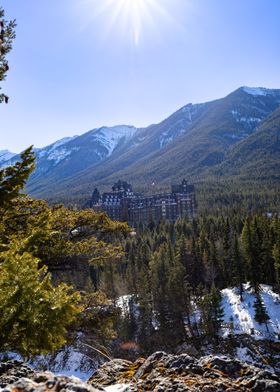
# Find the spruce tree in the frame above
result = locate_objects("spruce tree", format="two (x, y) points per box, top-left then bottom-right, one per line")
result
(241, 217), (260, 293)
(273, 243), (280, 290)
(137, 266), (154, 351)
(232, 234), (244, 299)
(253, 293), (270, 332)
(222, 218), (231, 285)
(199, 286), (224, 342)
(0, 7), (16, 103)
(0, 147), (35, 208)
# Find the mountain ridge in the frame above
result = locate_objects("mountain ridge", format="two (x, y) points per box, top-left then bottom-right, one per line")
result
(1, 86), (280, 202)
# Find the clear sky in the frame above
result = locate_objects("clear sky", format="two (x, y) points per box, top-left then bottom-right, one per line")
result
(1, 0), (280, 152)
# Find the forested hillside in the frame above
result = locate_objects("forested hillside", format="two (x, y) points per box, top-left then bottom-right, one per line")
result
(95, 212), (280, 352)
(213, 106), (280, 181)
(2, 87), (280, 208)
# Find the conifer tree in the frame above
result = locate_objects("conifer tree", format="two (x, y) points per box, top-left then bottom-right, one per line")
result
(222, 218), (232, 285)
(150, 244), (175, 344)
(253, 293), (270, 332)
(273, 243), (280, 289)
(0, 7), (16, 103)
(188, 236), (204, 288)
(0, 147), (35, 208)
(199, 286), (224, 342)
(260, 218), (275, 285)
(241, 217), (260, 293)
(137, 266), (154, 350)
(232, 234), (244, 299)
(0, 244), (81, 357)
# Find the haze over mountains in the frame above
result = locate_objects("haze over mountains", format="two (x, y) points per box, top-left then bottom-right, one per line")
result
(1, 86), (280, 202)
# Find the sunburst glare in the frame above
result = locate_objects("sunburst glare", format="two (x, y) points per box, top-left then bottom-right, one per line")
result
(80, 0), (173, 46)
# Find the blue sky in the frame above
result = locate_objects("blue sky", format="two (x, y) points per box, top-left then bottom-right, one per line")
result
(1, 0), (280, 152)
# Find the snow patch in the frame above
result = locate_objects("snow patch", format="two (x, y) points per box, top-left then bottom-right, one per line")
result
(46, 147), (80, 164)
(236, 347), (254, 364)
(37, 136), (77, 159)
(221, 284), (280, 340)
(231, 110), (262, 124)
(242, 86), (280, 97)
(159, 129), (185, 148)
(0, 150), (16, 163)
(104, 385), (131, 392)
(91, 126), (137, 156)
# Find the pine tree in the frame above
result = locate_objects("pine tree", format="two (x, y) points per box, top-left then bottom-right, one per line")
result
(0, 147), (35, 208)
(232, 234), (244, 299)
(210, 286), (224, 338)
(0, 7), (16, 103)
(0, 244), (81, 357)
(253, 293), (270, 332)
(241, 217), (260, 293)
(199, 286), (224, 342)
(137, 266), (154, 351)
(260, 217), (275, 285)
(272, 243), (280, 290)
(222, 218), (232, 285)
(188, 236), (204, 288)
(272, 216), (280, 290)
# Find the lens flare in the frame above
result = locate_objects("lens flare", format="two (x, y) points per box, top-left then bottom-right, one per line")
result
(82, 0), (172, 46)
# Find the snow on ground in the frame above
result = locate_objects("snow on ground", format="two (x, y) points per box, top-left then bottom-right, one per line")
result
(116, 294), (141, 319)
(29, 332), (99, 381)
(1, 349), (94, 381)
(104, 385), (131, 392)
(221, 284), (280, 340)
(236, 346), (255, 364)
(45, 346), (95, 381)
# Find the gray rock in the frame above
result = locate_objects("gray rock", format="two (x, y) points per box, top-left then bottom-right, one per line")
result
(1, 353), (280, 392)
(0, 361), (35, 388)
(1, 376), (105, 392)
(199, 356), (243, 378)
(166, 354), (195, 370)
(134, 351), (169, 379)
(252, 379), (280, 391)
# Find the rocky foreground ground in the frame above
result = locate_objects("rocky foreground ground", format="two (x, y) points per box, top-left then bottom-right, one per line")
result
(1, 352), (280, 391)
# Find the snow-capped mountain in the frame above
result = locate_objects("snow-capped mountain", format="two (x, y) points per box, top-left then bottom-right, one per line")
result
(33, 125), (138, 170)
(2, 86), (280, 201)
(242, 86), (280, 97)
(0, 149), (16, 165)
(36, 136), (78, 164)
(90, 125), (138, 155)
(0, 125), (140, 182)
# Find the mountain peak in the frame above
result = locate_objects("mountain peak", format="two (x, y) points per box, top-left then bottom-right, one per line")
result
(241, 86), (280, 97)
(0, 149), (16, 164)
(90, 125), (138, 155)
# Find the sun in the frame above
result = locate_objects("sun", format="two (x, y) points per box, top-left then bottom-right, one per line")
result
(118, 0), (153, 45)
(83, 0), (169, 46)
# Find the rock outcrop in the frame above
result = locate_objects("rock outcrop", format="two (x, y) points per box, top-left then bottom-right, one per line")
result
(0, 360), (105, 392)
(1, 353), (280, 392)
(89, 352), (280, 391)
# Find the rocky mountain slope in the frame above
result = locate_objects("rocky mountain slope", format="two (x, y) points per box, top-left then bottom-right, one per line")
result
(1, 353), (279, 392)
(1, 86), (280, 202)
(212, 106), (280, 181)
